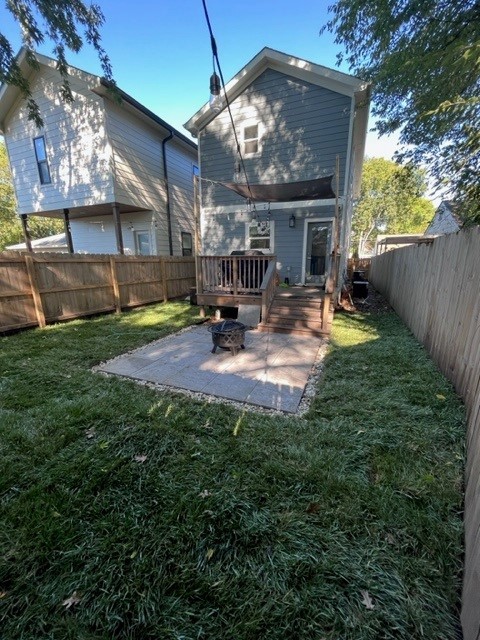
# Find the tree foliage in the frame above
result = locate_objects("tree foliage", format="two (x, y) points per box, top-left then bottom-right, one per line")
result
(0, 0), (114, 126)
(351, 157), (434, 257)
(0, 142), (62, 251)
(323, 0), (480, 221)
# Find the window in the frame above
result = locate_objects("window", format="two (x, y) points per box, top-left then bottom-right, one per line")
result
(134, 231), (151, 255)
(246, 220), (274, 252)
(193, 165), (199, 176)
(33, 136), (51, 184)
(181, 232), (193, 256)
(243, 124), (259, 155)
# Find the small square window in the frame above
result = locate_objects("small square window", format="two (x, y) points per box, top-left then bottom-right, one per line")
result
(246, 220), (273, 252)
(33, 136), (51, 185)
(243, 124), (259, 155)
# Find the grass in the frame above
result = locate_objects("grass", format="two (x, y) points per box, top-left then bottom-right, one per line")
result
(0, 301), (465, 639)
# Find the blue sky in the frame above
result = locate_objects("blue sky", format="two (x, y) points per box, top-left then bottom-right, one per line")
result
(1, 0), (399, 157)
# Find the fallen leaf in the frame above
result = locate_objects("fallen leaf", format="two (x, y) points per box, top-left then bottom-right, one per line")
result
(306, 502), (321, 514)
(62, 591), (82, 609)
(134, 455), (147, 463)
(206, 548), (215, 561)
(361, 590), (375, 610)
(0, 591), (7, 599)
(436, 394), (446, 401)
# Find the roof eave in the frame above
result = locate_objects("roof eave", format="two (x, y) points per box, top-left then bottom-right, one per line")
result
(184, 47), (368, 136)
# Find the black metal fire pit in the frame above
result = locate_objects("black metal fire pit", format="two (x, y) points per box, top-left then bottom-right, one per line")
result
(208, 320), (247, 356)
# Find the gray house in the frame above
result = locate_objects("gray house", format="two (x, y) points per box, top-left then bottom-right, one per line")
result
(185, 48), (370, 334)
(424, 200), (463, 236)
(0, 49), (198, 257)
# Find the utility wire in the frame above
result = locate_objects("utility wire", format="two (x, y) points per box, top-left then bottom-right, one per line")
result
(201, 0), (257, 213)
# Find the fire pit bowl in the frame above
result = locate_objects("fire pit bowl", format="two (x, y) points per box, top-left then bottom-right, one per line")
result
(208, 320), (247, 356)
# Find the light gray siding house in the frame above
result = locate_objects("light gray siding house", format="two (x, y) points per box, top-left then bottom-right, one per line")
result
(184, 48), (370, 292)
(0, 49), (198, 257)
(424, 200), (463, 236)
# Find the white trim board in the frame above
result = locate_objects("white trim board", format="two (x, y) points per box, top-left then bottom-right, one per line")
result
(202, 198), (344, 216)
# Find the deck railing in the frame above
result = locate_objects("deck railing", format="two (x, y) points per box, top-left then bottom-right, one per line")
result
(260, 261), (278, 321)
(197, 255), (275, 296)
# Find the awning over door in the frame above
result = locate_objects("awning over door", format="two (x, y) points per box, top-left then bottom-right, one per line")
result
(219, 175), (335, 202)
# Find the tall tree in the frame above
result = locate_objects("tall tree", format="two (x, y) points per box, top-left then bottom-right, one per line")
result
(352, 157), (434, 257)
(0, 0), (114, 126)
(323, 0), (480, 221)
(0, 142), (62, 251)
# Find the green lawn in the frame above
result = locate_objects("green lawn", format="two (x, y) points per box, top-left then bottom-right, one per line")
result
(0, 301), (465, 639)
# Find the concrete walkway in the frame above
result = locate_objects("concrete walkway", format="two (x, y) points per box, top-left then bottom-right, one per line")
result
(95, 324), (324, 413)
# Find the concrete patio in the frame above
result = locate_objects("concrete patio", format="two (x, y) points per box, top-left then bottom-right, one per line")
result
(95, 324), (325, 413)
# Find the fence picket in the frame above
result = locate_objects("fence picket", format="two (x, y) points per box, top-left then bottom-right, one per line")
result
(369, 227), (480, 640)
(0, 253), (195, 332)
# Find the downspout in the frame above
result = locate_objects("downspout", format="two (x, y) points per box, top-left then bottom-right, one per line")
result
(162, 131), (174, 256)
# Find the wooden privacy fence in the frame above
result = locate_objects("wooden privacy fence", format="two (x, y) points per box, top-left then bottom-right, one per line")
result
(369, 227), (480, 640)
(0, 253), (196, 332)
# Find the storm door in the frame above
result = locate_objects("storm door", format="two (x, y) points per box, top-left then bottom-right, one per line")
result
(304, 221), (332, 285)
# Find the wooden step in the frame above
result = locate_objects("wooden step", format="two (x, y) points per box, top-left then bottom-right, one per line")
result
(271, 297), (322, 310)
(267, 314), (323, 331)
(257, 322), (329, 337)
(268, 306), (322, 319)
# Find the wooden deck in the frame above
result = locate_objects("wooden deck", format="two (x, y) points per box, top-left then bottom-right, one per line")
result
(196, 256), (333, 335)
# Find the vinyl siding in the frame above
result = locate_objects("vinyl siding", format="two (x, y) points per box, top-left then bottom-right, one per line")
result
(165, 143), (197, 255)
(200, 68), (351, 209)
(201, 206), (336, 282)
(70, 212), (156, 255)
(105, 102), (197, 256)
(3, 66), (113, 214)
(105, 100), (166, 211)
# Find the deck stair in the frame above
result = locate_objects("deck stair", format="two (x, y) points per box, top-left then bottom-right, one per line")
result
(258, 286), (333, 337)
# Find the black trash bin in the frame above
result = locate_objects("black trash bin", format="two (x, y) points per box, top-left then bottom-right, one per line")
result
(352, 270), (369, 298)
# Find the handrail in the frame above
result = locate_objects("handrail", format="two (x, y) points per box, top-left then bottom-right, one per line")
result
(260, 261), (277, 322)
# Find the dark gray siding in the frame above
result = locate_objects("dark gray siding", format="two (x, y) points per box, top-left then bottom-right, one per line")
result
(200, 68), (351, 209)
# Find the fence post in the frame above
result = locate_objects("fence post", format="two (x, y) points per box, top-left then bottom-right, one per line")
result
(24, 254), (46, 328)
(109, 256), (121, 313)
(160, 257), (168, 302)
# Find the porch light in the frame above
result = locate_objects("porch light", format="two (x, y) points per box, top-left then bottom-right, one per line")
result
(209, 72), (222, 113)
(289, 214), (296, 228)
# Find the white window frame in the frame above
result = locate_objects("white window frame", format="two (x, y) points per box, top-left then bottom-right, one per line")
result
(33, 135), (52, 185)
(134, 230), (152, 256)
(242, 120), (263, 157)
(245, 220), (274, 254)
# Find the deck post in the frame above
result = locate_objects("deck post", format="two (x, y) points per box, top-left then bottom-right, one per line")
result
(322, 293), (331, 331)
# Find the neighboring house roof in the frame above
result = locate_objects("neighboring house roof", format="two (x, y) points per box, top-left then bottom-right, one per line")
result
(184, 47), (371, 199)
(6, 232), (67, 251)
(424, 200), (463, 236)
(0, 48), (197, 151)
(375, 234), (428, 255)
